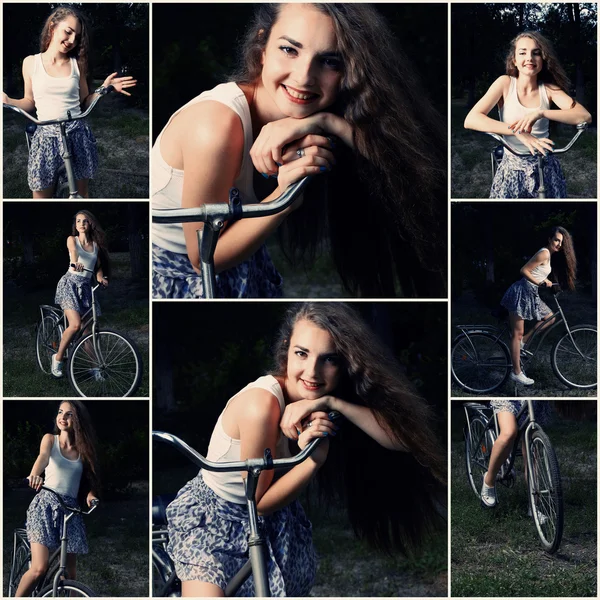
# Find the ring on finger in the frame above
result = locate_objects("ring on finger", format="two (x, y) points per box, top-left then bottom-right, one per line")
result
(296, 148), (305, 159)
(307, 421), (312, 428)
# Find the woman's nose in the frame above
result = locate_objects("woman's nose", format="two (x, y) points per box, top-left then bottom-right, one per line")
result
(292, 58), (316, 87)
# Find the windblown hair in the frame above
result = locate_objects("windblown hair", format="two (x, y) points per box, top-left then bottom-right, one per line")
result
(40, 6), (91, 78)
(547, 226), (576, 291)
(506, 31), (572, 95)
(271, 303), (446, 553)
(53, 401), (101, 496)
(232, 4), (447, 297)
(71, 210), (111, 279)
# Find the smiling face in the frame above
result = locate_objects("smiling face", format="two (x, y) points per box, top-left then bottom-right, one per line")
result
(285, 318), (342, 402)
(259, 4), (343, 119)
(548, 231), (564, 253)
(56, 402), (75, 432)
(75, 213), (91, 234)
(50, 15), (81, 55)
(513, 36), (543, 78)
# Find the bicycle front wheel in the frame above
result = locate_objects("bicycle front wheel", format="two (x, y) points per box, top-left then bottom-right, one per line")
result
(528, 428), (564, 553)
(36, 316), (62, 375)
(39, 579), (96, 597)
(8, 533), (30, 596)
(465, 416), (495, 499)
(551, 325), (597, 389)
(68, 329), (143, 397)
(452, 332), (511, 394)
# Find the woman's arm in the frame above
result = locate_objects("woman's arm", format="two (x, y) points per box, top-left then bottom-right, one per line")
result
(543, 87), (592, 125)
(3, 55), (36, 113)
(464, 76), (514, 135)
(280, 397), (407, 451)
(80, 71), (137, 109)
(66, 236), (85, 273)
(27, 434), (54, 490)
(236, 389), (335, 516)
(520, 248), (552, 287)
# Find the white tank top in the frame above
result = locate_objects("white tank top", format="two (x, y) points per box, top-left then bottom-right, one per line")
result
(499, 76), (550, 154)
(202, 375), (291, 504)
(44, 435), (83, 499)
(69, 237), (97, 280)
(529, 248), (551, 283)
(31, 53), (82, 121)
(151, 82), (257, 254)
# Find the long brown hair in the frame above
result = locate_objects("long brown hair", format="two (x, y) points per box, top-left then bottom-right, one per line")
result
(271, 303), (446, 553)
(40, 6), (90, 77)
(232, 4), (447, 297)
(506, 31), (571, 94)
(53, 401), (101, 496)
(548, 226), (577, 291)
(71, 210), (111, 279)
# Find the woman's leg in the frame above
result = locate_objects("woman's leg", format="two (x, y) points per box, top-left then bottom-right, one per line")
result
(509, 313), (525, 374)
(15, 542), (49, 597)
(32, 187), (54, 199)
(522, 313), (556, 344)
(484, 411), (518, 487)
(66, 553), (77, 580)
(76, 179), (89, 198)
(182, 581), (225, 597)
(56, 309), (82, 362)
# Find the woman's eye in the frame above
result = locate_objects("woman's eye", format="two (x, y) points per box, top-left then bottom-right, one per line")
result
(280, 46), (297, 56)
(322, 58), (342, 71)
(295, 350), (307, 358)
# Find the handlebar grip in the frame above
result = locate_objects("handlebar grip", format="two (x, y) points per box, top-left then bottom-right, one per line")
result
(70, 263), (94, 273)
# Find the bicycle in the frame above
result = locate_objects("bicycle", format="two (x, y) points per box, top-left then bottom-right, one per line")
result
(3, 84), (114, 199)
(462, 400), (564, 553)
(451, 284), (597, 394)
(152, 415), (338, 597)
(8, 484), (99, 597)
(152, 177), (309, 298)
(484, 122), (588, 199)
(35, 265), (143, 397)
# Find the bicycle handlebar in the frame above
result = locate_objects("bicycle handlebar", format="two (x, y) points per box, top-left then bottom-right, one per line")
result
(485, 122), (587, 157)
(23, 480), (99, 515)
(151, 176), (311, 225)
(3, 85), (114, 127)
(69, 264), (107, 291)
(153, 410), (340, 473)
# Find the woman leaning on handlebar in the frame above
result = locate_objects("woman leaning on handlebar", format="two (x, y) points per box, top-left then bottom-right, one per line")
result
(464, 31), (592, 199)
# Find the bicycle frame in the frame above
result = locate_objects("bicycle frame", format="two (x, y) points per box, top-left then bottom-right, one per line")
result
(152, 177), (310, 298)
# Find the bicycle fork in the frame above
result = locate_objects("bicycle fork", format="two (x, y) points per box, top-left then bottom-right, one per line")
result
(52, 512), (74, 595)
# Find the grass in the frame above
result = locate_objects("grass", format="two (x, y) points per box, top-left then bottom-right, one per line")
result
(451, 288), (596, 397)
(3, 484), (149, 597)
(3, 253), (149, 397)
(451, 97), (597, 198)
(2, 85), (148, 199)
(450, 404), (597, 596)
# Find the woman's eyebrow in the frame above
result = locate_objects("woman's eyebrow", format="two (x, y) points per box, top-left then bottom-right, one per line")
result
(279, 35), (303, 48)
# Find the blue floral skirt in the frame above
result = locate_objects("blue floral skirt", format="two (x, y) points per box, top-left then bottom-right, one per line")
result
(501, 278), (550, 321)
(490, 400), (552, 426)
(28, 119), (98, 192)
(55, 271), (100, 316)
(26, 489), (88, 554)
(166, 474), (316, 596)
(490, 152), (566, 199)
(152, 244), (284, 299)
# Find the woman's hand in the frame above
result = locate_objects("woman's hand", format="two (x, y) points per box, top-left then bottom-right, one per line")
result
(72, 262), (85, 272)
(514, 131), (554, 156)
(280, 398), (334, 440)
(86, 492), (99, 507)
(102, 72), (137, 97)
(28, 475), (43, 491)
(540, 279), (553, 288)
(296, 412), (337, 467)
(97, 275), (109, 287)
(2, 92), (8, 105)
(508, 110), (544, 135)
(251, 114), (336, 175)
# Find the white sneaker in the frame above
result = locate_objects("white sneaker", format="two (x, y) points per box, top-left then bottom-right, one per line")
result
(520, 340), (525, 350)
(481, 476), (497, 508)
(51, 354), (64, 378)
(510, 371), (534, 385)
(527, 505), (548, 525)
(89, 367), (104, 382)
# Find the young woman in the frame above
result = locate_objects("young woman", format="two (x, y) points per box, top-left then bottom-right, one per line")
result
(51, 210), (110, 378)
(500, 226), (576, 386)
(480, 400), (552, 509)
(152, 3), (446, 299)
(2, 6), (136, 198)
(166, 302), (446, 597)
(17, 401), (100, 597)
(464, 31), (592, 198)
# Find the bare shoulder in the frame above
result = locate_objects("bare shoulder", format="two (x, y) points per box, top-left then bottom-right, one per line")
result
(235, 386), (281, 423)
(67, 236), (76, 248)
(40, 433), (54, 451)
(494, 75), (511, 93)
(22, 55), (35, 75)
(535, 247), (551, 261)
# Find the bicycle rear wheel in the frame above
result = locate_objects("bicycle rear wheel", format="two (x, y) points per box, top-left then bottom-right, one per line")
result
(452, 332), (511, 394)
(465, 416), (495, 498)
(528, 428), (564, 553)
(39, 579), (95, 597)
(551, 325), (597, 389)
(68, 329), (143, 397)
(8, 531), (30, 597)
(36, 316), (62, 375)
